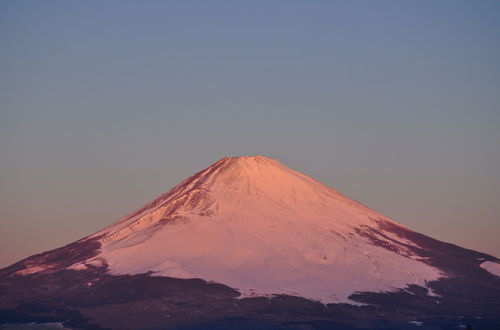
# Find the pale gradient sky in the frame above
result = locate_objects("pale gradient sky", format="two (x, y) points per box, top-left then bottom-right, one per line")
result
(1, 0), (499, 267)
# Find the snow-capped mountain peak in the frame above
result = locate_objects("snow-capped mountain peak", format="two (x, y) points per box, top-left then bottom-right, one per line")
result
(3, 156), (498, 329)
(63, 156), (443, 303)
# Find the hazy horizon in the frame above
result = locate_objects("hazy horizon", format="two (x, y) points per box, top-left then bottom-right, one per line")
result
(1, 1), (499, 267)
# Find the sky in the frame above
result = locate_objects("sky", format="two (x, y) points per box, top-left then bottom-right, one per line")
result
(1, 0), (499, 267)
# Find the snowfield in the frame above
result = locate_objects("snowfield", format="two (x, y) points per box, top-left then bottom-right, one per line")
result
(74, 156), (443, 303)
(480, 261), (500, 277)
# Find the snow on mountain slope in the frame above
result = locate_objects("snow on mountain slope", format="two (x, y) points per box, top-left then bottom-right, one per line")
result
(69, 156), (441, 303)
(481, 261), (500, 277)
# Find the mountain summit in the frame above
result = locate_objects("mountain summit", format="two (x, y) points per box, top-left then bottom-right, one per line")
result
(64, 155), (442, 303)
(2, 156), (499, 328)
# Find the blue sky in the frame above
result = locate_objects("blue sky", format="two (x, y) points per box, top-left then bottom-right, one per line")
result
(1, 0), (499, 266)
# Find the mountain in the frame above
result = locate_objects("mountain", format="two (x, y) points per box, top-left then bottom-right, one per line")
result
(1, 156), (499, 329)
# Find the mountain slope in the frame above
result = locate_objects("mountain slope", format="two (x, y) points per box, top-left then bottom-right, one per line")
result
(7, 156), (495, 302)
(1, 156), (499, 329)
(85, 156), (443, 303)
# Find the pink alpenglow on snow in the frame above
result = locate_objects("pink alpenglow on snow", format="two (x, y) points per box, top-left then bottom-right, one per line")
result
(64, 156), (443, 303)
(480, 261), (500, 277)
